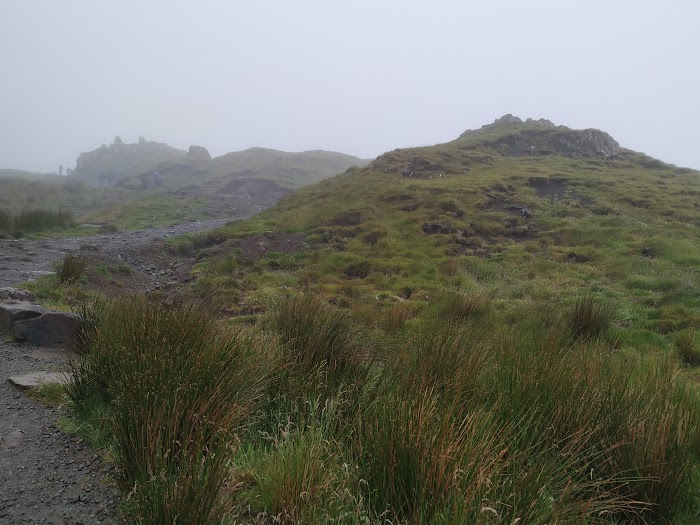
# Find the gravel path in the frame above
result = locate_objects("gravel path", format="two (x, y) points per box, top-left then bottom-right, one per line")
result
(0, 219), (231, 288)
(0, 341), (117, 524)
(0, 218), (237, 523)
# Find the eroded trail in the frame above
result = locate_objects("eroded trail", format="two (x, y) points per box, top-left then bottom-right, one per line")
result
(0, 219), (229, 288)
(0, 219), (232, 524)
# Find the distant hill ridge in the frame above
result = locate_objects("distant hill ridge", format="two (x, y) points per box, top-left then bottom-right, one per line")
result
(72, 137), (369, 190)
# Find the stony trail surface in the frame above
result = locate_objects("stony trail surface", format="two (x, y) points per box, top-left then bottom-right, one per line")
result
(0, 340), (117, 524)
(0, 219), (230, 288)
(0, 219), (235, 523)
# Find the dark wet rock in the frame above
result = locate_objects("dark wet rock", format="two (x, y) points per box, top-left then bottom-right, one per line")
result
(0, 301), (47, 334)
(11, 312), (80, 349)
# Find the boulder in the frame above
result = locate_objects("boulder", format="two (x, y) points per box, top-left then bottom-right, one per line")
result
(187, 145), (211, 160)
(0, 287), (35, 302)
(0, 301), (46, 334)
(7, 372), (71, 391)
(11, 311), (80, 348)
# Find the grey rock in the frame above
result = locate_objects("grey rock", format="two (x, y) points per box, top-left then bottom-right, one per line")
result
(7, 371), (71, 390)
(0, 430), (24, 449)
(0, 301), (47, 334)
(11, 312), (80, 348)
(187, 145), (211, 160)
(0, 287), (35, 302)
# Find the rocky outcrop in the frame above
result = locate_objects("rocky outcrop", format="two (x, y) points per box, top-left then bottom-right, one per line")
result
(459, 115), (620, 158)
(187, 145), (212, 160)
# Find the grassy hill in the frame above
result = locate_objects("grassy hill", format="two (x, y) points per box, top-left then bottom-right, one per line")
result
(57, 116), (700, 523)
(184, 116), (700, 341)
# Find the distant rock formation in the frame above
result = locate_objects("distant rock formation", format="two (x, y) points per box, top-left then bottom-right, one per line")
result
(73, 137), (187, 185)
(187, 145), (211, 160)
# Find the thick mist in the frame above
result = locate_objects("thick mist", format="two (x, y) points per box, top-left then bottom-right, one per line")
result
(1, 0), (698, 172)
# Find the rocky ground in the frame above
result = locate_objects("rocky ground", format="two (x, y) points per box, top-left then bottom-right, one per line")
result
(0, 219), (237, 524)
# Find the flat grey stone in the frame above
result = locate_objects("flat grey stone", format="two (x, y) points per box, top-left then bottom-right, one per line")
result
(0, 430), (24, 449)
(7, 371), (71, 390)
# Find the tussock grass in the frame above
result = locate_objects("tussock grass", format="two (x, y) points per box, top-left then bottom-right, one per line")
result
(65, 295), (700, 524)
(567, 295), (617, 340)
(674, 329), (700, 367)
(69, 296), (272, 523)
(54, 253), (88, 284)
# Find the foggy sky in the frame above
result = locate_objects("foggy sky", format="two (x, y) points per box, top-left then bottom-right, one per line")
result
(1, 0), (699, 173)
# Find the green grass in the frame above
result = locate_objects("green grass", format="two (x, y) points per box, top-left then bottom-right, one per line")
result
(65, 294), (700, 524)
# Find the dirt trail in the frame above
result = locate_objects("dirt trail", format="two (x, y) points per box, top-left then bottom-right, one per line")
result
(0, 219), (233, 524)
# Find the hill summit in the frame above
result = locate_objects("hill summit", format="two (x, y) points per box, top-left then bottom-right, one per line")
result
(458, 114), (620, 158)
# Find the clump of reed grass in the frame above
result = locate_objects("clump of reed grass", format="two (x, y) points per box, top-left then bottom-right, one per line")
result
(54, 253), (88, 283)
(68, 295), (272, 524)
(271, 295), (359, 382)
(437, 292), (489, 323)
(380, 301), (418, 332)
(674, 329), (700, 367)
(567, 294), (617, 340)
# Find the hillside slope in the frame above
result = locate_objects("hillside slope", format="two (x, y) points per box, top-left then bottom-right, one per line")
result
(188, 115), (700, 341)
